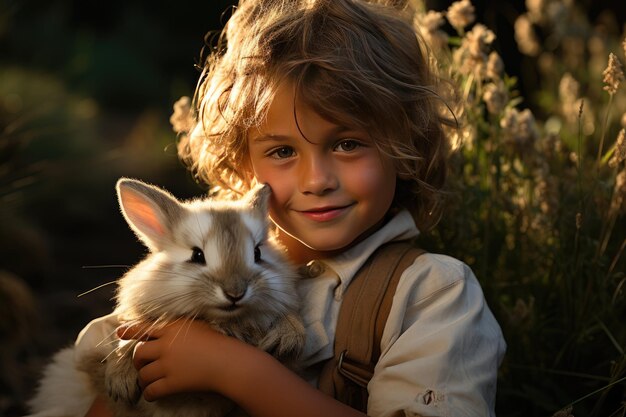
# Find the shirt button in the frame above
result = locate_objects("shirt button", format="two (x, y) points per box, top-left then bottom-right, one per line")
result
(301, 260), (326, 278)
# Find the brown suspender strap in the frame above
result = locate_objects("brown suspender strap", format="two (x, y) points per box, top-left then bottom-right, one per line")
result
(318, 241), (426, 412)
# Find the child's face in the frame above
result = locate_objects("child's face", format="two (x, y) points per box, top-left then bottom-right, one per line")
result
(247, 81), (397, 260)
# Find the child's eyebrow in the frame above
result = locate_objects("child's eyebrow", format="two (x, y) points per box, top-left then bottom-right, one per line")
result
(251, 127), (364, 143)
(250, 134), (292, 143)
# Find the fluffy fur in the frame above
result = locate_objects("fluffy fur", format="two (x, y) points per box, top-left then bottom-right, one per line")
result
(27, 178), (305, 417)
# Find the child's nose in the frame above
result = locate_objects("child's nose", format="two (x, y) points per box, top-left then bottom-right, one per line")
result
(299, 155), (338, 195)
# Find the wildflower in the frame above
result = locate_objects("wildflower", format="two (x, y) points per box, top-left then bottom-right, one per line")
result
(500, 107), (539, 149)
(446, 0), (475, 33)
(416, 11), (449, 50)
(483, 81), (508, 115)
(602, 53), (625, 95)
(609, 129), (626, 168)
(486, 51), (504, 80)
(466, 24), (496, 57)
(452, 24), (496, 78)
(170, 96), (194, 134)
(514, 14), (540, 56)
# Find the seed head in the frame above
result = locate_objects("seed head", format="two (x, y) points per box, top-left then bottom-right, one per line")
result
(483, 82), (508, 115)
(170, 96), (194, 134)
(486, 52), (504, 80)
(609, 129), (626, 168)
(447, 0), (476, 33)
(417, 11), (449, 50)
(603, 53), (625, 95)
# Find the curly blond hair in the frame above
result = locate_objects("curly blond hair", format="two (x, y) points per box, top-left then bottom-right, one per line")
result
(178, 0), (454, 231)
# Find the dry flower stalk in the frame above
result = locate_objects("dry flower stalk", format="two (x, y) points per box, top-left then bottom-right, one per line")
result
(446, 0), (475, 32)
(486, 51), (504, 80)
(417, 11), (448, 50)
(483, 81), (508, 115)
(602, 53), (625, 95)
(609, 129), (626, 168)
(170, 96), (194, 134)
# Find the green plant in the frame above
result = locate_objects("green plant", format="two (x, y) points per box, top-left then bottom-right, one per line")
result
(412, 0), (626, 415)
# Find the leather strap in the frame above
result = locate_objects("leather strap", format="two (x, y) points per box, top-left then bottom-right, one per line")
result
(318, 241), (426, 411)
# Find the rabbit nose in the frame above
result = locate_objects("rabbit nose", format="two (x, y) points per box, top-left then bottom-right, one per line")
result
(224, 288), (246, 303)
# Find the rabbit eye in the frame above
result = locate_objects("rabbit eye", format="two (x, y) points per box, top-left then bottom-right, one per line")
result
(190, 247), (206, 265)
(254, 245), (262, 263)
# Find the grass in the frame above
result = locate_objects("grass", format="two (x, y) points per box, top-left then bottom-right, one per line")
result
(412, 1), (626, 415)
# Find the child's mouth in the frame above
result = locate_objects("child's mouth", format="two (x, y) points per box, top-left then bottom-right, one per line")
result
(299, 205), (353, 222)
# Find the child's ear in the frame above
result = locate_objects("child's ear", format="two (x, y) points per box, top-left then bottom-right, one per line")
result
(244, 183), (271, 217)
(116, 178), (183, 251)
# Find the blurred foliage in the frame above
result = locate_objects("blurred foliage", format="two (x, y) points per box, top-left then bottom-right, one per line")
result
(0, 0), (236, 414)
(413, 0), (626, 415)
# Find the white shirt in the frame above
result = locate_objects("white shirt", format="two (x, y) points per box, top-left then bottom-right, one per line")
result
(294, 210), (505, 416)
(76, 210), (506, 417)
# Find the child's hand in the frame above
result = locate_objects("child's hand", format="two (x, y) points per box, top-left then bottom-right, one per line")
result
(118, 320), (365, 417)
(117, 320), (237, 401)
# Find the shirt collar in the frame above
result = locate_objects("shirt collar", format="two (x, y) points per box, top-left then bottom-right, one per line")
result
(318, 210), (419, 299)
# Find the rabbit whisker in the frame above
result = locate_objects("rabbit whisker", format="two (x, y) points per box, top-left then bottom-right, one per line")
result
(78, 281), (118, 298)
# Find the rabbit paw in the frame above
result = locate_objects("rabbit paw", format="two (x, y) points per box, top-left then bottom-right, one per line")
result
(104, 347), (142, 405)
(259, 312), (305, 363)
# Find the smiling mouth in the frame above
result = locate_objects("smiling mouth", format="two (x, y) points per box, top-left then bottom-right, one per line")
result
(298, 204), (353, 222)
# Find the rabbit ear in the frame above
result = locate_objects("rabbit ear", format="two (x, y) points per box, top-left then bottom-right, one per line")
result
(244, 183), (271, 217)
(116, 178), (184, 251)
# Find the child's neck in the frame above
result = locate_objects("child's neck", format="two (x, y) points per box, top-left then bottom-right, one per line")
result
(274, 215), (391, 265)
(276, 229), (344, 265)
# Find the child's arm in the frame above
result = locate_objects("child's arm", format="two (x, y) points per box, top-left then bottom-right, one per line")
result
(119, 321), (364, 417)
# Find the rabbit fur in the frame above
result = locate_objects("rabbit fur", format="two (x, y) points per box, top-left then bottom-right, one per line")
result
(27, 178), (305, 417)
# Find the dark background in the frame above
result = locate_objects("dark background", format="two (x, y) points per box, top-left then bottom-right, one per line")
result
(1, 0), (624, 416)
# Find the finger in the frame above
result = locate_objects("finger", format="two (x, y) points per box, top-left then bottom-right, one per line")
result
(143, 378), (171, 402)
(132, 340), (160, 370)
(137, 360), (164, 389)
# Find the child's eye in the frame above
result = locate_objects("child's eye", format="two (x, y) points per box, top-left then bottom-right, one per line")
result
(334, 140), (360, 152)
(190, 247), (206, 265)
(268, 146), (295, 159)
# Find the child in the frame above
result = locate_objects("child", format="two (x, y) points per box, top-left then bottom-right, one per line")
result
(77, 0), (506, 416)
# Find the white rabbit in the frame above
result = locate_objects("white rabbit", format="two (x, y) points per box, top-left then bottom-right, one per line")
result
(27, 178), (305, 417)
